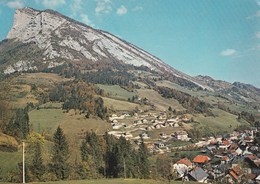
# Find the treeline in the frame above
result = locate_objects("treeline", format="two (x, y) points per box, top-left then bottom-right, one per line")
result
(157, 86), (212, 115)
(49, 80), (107, 119)
(217, 103), (256, 125)
(164, 74), (203, 90)
(82, 69), (136, 86)
(6, 127), (149, 182)
(2, 103), (34, 141)
(238, 111), (255, 124)
(80, 131), (149, 179)
(42, 63), (81, 78)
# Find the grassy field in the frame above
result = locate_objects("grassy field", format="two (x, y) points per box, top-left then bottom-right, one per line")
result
(29, 106), (66, 134)
(0, 150), (22, 176)
(97, 84), (137, 101)
(137, 89), (184, 111)
(194, 108), (249, 133)
(102, 97), (150, 112)
(0, 179), (199, 184)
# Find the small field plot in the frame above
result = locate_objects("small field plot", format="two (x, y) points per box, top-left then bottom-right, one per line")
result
(102, 97), (150, 111)
(19, 72), (71, 87)
(29, 105), (65, 134)
(195, 108), (249, 133)
(0, 149), (22, 176)
(97, 84), (137, 100)
(137, 89), (184, 111)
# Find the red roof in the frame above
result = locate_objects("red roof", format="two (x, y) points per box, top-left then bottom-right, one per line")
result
(193, 155), (210, 163)
(228, 143), (238, 150)
(247, 155), (257, 160)
(222, 140), (230, 145)
(230, 171), (239, 180)
(222, 156), (230, 161)
(176, 158), (192, 167)
(232, 165), (243, 176)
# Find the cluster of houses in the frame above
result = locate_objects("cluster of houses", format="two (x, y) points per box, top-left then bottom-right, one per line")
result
(172, 129), (260, 183)
(108, 112), (191, 152)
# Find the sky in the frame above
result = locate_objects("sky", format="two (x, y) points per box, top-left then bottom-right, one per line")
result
(0, 0), (259, 87)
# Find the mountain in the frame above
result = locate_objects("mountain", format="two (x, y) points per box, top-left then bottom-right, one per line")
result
(196, 75), (260, 103)
(0, 7), (209, 90)
(1, 7), (259, 101)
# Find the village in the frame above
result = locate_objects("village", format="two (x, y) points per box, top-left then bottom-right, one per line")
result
(108, 112), (260, 183)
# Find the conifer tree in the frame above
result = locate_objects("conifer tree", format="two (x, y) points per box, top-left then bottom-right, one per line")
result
(30, 142), (45, 180)
(6, 108), (29, 139)
(138, 138), (150, 179)
(50, 126), (70, 180)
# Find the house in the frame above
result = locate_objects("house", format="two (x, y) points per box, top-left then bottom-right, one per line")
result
(228, 164), (244, 182)
(153, 124), (161, 129)
(109, 114), (125, 121)
(219, 140), (231, 150)
(188, 167), (209, 183)
(160, 132), (167, 139)
(173, 158), (193, 177)
(140, 132), (149, 139)
(154, 142), (165, 148)
(245, 155), (260, 168)
(193, 155), (210, 164)
(173, 131), (190, 141)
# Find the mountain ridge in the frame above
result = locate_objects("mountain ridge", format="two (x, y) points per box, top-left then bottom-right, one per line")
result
(1, 7), (212, 90)
(0, 7), (259, 93)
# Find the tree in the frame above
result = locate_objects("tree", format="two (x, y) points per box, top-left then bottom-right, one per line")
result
(80, 131), (103, 178)
(49, 126), (70, 180)
(30, 142), (45, 181)
(255, 131), (260, 145)
(5, 108), (29, 139)
(138, 138), (150, 179)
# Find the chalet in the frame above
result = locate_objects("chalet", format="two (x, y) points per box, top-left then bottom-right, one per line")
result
(109, 114), (125, 121)
(193, 155), (210, 165)
(166, 118), (180, 123)
(188, 167), (209, 183)
(173, 131), (190, 141)
(153, 124), (161, 129)
(160, 132), (167, 139)
(154, 142), (165, 148)
(221, 156), (230, 164)
(245, 155), (260, 169)
(112, 124), (122, 130)
(173, 158), (193, 177)
(140, 132), (149, 139)
(219, 140), (231, 150)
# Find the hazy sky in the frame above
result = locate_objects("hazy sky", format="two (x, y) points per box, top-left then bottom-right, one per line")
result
(0, 0), (259, 87)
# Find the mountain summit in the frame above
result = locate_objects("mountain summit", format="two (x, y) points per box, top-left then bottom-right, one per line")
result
(1, 7), (209, 89)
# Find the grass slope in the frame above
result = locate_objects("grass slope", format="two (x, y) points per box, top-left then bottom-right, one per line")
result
(137, 89), (184, 111)
(102, 97), (150, 111)
(194, 108), (249, 133)
(0, 150), (22, 176)
(97, 84), (136, 101)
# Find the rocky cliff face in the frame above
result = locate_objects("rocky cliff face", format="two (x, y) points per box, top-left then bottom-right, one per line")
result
(1, 8), (211, 89)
